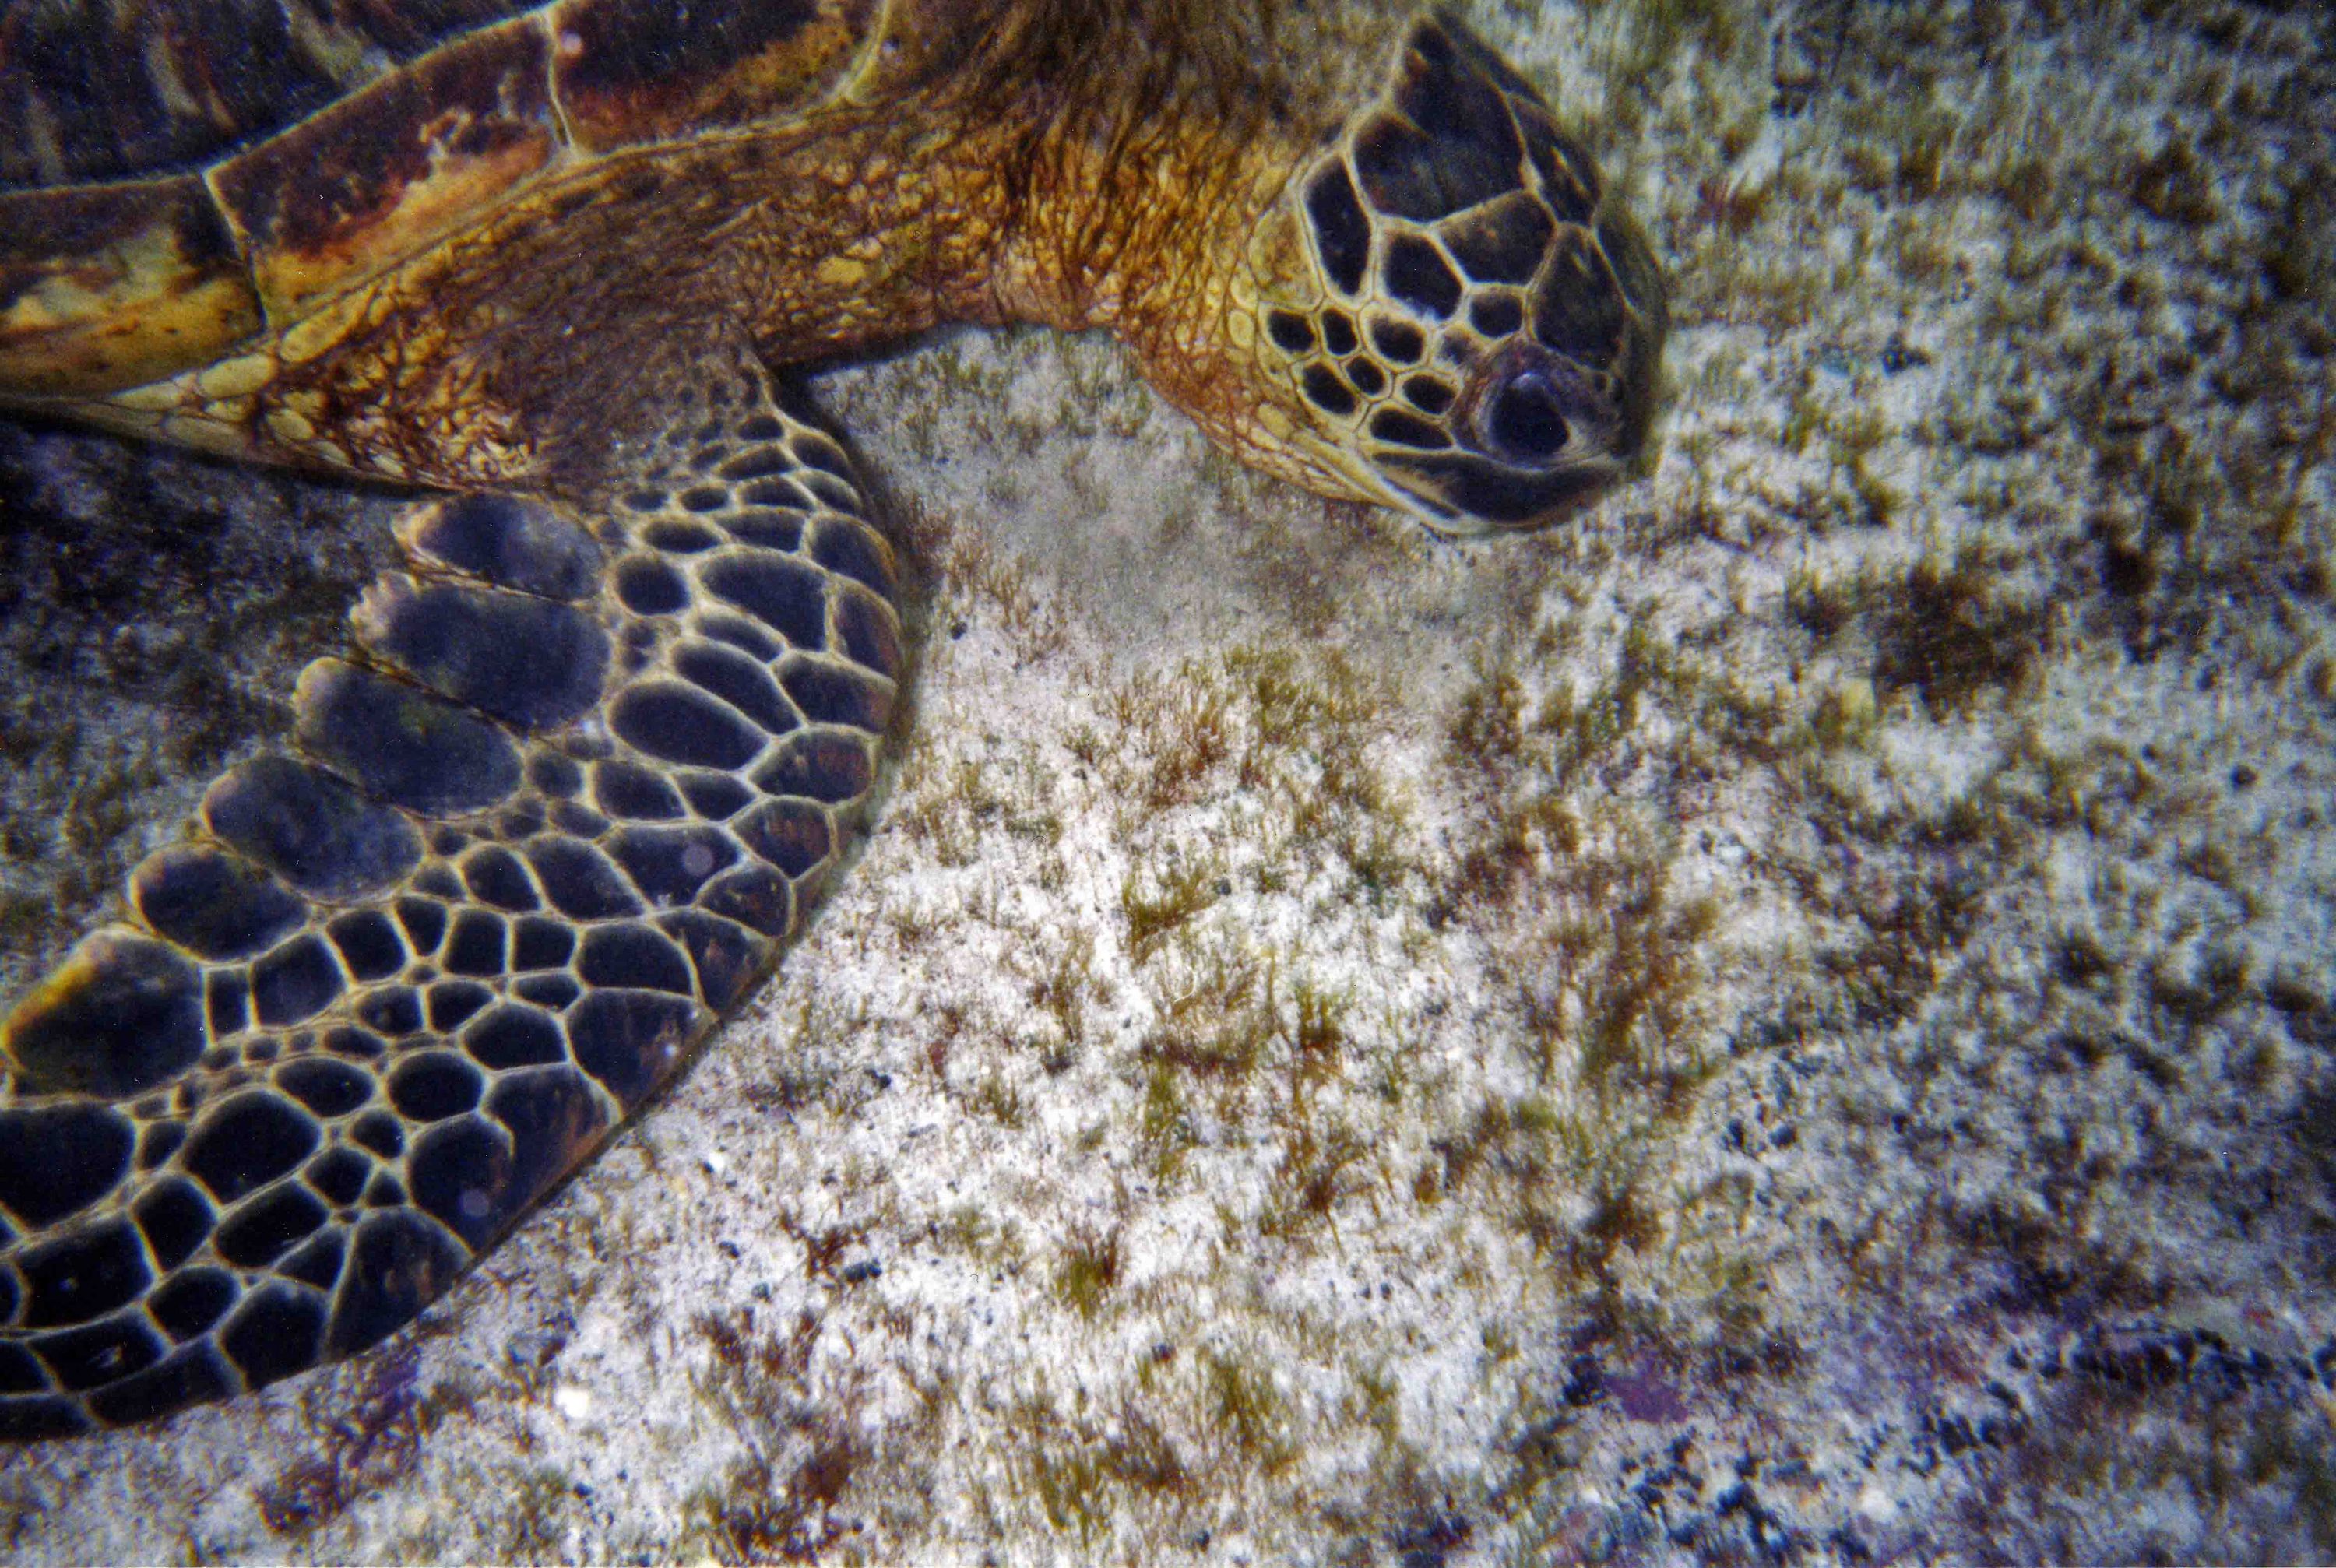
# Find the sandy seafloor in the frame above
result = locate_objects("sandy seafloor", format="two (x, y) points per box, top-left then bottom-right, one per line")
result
(1, 1), (2333, 1563)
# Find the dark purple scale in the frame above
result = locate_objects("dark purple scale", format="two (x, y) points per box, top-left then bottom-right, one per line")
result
(578, 924), (695, 995)
(780, 660), (892, 733)
(394, 897), (449, 955)
(700, 865), (792, 939)
(614, 554), (690, 615)
(1469, 294), (1524, 338)
(207, 969), (252, 1039)
(304, 1147), (374, 1206)
(425, 981), (494, 1032)
(1517, 104), (1599, 226)
(642, 519), (720, 552)
(16, 1218), (150, 1328)
(717, 447), (793, 483)
(612, 824), (741, 905)
(252, 1065), (349, 1134)
(327, 909), (408, 980)
(754, 732), (871, 805)
(406, 494), (601, 601)
(322, 1025), (387, 1061)
(737, 798), (832, 879)
(798, 472), (861, 516)
(357, 986), (425, 1037)
(136, 1121), (188, 1172)
(808, 519), (895, 599)
(790, 431), (854, 480)
(442, 909), (508, 978)
(565, 990), (701, 1109)
(674, 642), (800, 734)
(296, 661), (520, 818)
(1370, 408), (1453, 450)
(596, 758), (688, 819)
(610, 682), (767, 770)
(280, 1229), (347, 1291)
(1403, 374), (1457, 415)
(529, 751), (584, 798)
(484, 1068), (607, 1222)
(526, 838), (646, 919)
(250, 933), (344, 1028)
(214, 1184), (328, 1268)
(835, 591), (901, 680)
(132, 847), (305, 962)
(0, 1104), (135, 1228)
(388, 1053), (486, 1122)
(5, 934), (206, 1099)
(362, 584), (609, 731)
(181, 1092), (318, 1205)
(218, 1282), (328, 1390)
(30, 1312), (165, 1391)
(87, 1344), (240, 1426)
(1370, 317), (1427, 363)
(723, 508), (806, 551)
(148, 1270), (237, 1343)
(464, 1005), (569, 1070)
(698, 610), (785, 661)
(411, 863), (466, 902)
(1530, 229), (1629, 364)
(405, 1117), (512, 1250)
(702, 551), (829, 649)
(512, 974), (582, 1010)
(677, 770), (756, 821)
(512, 916), (578, 972)
(658, 910), (765, 1009)
(551, 800), (610, 838)
(1301, 364), (1357, 417)
(132, 1178), (216, 1270)
(325, 1211), (469, 1359)
(350, 1112), (406, 1160)
(1265, 310), (1315, 353)
(461, 846), (540, 912)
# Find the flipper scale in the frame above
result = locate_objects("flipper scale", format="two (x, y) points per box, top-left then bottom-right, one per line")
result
(0, 360), (899, 1432)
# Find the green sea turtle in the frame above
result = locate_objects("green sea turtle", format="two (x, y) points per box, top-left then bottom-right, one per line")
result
(0, 0), (1666, 1437)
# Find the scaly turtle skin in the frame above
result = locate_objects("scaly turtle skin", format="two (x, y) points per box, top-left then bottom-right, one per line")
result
(0, 0), (1667, 1436)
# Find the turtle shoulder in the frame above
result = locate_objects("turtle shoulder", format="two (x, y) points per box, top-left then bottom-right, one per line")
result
(0, 0), (885, 400)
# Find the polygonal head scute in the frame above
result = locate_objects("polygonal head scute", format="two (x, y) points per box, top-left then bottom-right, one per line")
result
(1240, 12), (1669, 534)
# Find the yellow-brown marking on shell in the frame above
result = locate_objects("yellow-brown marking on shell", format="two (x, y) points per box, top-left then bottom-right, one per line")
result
(194, 351), (279, 402)
(208, 16), (566, 326)
(547, 0), (878, 152)
(0, 178), (262, 396)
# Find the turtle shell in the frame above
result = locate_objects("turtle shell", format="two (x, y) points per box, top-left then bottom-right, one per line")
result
(0, 0), (881, 398)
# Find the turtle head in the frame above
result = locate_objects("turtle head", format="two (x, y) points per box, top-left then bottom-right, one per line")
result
(1238, 13), (1667, 536)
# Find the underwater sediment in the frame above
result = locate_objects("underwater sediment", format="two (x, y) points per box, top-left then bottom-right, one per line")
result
(0, 0), (2331, 1560)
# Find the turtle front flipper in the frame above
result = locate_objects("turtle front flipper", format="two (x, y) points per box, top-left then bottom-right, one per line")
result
(0, 367), (901, 1439)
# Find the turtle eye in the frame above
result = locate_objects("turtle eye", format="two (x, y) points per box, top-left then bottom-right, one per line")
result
(1483, 368), (1570, 462)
